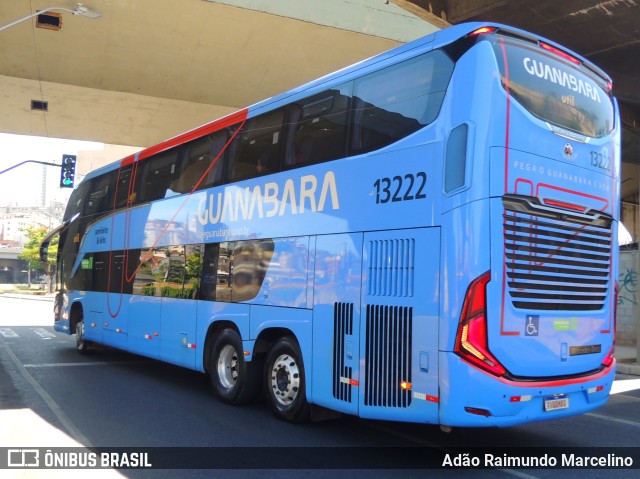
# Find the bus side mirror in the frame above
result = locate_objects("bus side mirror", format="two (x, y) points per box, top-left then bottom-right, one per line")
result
(40, 245), (49, 262)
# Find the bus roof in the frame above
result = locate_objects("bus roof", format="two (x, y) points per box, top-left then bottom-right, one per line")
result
(79, 22), (610, 185)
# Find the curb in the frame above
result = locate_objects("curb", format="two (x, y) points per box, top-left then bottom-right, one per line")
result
(616, 362), (640, 377)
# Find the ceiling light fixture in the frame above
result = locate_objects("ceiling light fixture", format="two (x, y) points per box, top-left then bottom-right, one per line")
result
(0, 3), (101, 32)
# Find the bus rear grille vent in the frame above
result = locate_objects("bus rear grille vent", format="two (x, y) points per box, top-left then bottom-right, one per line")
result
(333, 302), (354, 402)
(364, 304), (412, 408)
(367, 239), (415, 297)
(503, 195), (612, 311)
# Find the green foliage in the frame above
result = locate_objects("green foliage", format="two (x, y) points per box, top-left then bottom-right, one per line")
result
(19, 225), (58, 272)
(159, 284), (197, 299)
(186, 252), (203, 281)
(142, 284), (156, 296)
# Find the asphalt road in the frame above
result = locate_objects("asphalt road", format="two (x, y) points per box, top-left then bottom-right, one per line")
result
(1, 295), (639, 478)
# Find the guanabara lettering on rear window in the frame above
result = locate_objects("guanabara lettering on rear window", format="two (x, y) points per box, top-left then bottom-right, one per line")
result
(522, 57), (601, 103)
(493, 40), (614, 138)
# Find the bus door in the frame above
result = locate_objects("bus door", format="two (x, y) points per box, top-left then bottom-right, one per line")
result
(101, 250), (130, 349)
(100, 162), (136, 349)
(359, 228), (440, 423)
(311, 233), (364, 416)
(159, 244), (201, 369)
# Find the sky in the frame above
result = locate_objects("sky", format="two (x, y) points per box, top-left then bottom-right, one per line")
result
(0, 132), (104, 208)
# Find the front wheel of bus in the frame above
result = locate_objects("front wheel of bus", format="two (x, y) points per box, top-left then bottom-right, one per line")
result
(210, 329), (261, 405)
(264, 337), (310, 423)
(75, 317), (90, 354)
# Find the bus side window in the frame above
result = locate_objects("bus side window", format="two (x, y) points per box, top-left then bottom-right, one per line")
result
(184, 244), (204, 299)
(69, 254), (93, 291)
(200, 243), (221, 301)
(444, 124), (469, 193)
(136, 149), (180, 202)
(85, 171), (116, 217)
(92, 252), (108, 292)
(284, 84), (351, 168)
(230, 239), (274, 303)
(114, 165), (133, 209)
(109, 251), (125, 293)
(351, 50), (454, 155)
(228, 109), (285, 182)
(172, 132), (227, 194)
(133, 248), (158, 296)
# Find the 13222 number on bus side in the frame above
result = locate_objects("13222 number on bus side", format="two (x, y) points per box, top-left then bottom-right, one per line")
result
(373, 172), (427, 204)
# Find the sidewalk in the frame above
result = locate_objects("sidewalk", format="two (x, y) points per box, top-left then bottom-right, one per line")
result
(615, 344), (640, 376)
(0, 292), (54, 301)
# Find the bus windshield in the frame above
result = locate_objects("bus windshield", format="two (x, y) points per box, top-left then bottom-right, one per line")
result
(493, 39), (615, 138)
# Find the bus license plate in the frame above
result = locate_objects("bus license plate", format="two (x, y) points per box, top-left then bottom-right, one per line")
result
(544, 394), (569, 411)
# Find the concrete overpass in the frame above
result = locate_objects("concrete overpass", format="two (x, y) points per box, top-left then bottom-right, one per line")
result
(0, 0), (443, 148)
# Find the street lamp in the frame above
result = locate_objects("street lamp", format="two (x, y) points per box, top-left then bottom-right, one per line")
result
(0, 3), (101, 32)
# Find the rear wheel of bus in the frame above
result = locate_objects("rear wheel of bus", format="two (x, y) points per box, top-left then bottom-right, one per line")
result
(264, 336), (310, 422)
(210, 328), (261, 405)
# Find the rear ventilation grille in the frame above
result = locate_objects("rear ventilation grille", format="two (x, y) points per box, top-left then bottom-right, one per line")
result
(367, 239), (415, 297)
(364, 305), (412, 408)
(503, 194), (612, 311)
(333, 302), (354, 402)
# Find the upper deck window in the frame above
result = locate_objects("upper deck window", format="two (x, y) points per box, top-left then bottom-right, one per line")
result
(493, 39), (614, 138)
(351, 50), (454, 155)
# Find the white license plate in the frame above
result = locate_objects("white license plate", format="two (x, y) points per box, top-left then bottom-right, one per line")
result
(544, 395), (569, 411)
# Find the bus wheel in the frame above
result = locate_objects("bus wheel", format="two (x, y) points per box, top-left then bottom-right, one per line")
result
(75, 315), (90, 354)
(210, 329), (261, 405)
(264, 337), (310, 422)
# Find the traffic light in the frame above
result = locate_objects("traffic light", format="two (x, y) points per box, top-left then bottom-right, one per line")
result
(60, 154), (76, 188)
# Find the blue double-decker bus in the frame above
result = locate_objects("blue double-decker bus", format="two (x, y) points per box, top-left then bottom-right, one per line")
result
(41, 22), (620, 427)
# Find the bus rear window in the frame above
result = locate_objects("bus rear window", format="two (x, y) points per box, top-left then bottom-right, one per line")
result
(493, 40), (614, 138)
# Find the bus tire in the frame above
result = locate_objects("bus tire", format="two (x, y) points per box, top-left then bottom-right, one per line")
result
(75, 314), (90, 354)
(264, 336), (310, 423)
(210, 329), (261, 405)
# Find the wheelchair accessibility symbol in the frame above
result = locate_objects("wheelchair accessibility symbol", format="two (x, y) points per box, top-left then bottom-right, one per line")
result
(525, 315), (539, 336)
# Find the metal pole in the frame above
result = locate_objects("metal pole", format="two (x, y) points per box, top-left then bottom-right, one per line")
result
(0, 160), (60, 175)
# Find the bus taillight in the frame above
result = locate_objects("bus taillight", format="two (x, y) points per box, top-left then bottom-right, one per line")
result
(454, 272), (507, 377)
(539, 42), (581, 65)
(602, 347), (615, 368)
(469, 26), (496, 37)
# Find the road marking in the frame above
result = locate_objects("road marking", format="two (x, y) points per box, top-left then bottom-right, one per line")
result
(31, 327), (56, 339)
(23, 361), (143, 368)
(0, 328), (18, 338)
(0, 340), (92, 446)
(585, 412), (640, 428)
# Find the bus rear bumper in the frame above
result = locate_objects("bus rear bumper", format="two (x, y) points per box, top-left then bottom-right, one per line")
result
(438, 352), (615, 427)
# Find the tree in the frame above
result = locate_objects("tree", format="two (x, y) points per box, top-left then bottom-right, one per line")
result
(19, 225), (58, 290)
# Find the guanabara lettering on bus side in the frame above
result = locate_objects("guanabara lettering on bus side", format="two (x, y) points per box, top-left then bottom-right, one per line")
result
(198, 171), (340, 225)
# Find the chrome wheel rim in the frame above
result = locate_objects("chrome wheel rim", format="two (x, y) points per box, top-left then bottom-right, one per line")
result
(270, 354), (300, 406)
(217, 344), (239, 389)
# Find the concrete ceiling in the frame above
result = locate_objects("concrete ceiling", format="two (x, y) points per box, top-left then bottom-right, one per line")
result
(0, 0), (438, 147)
